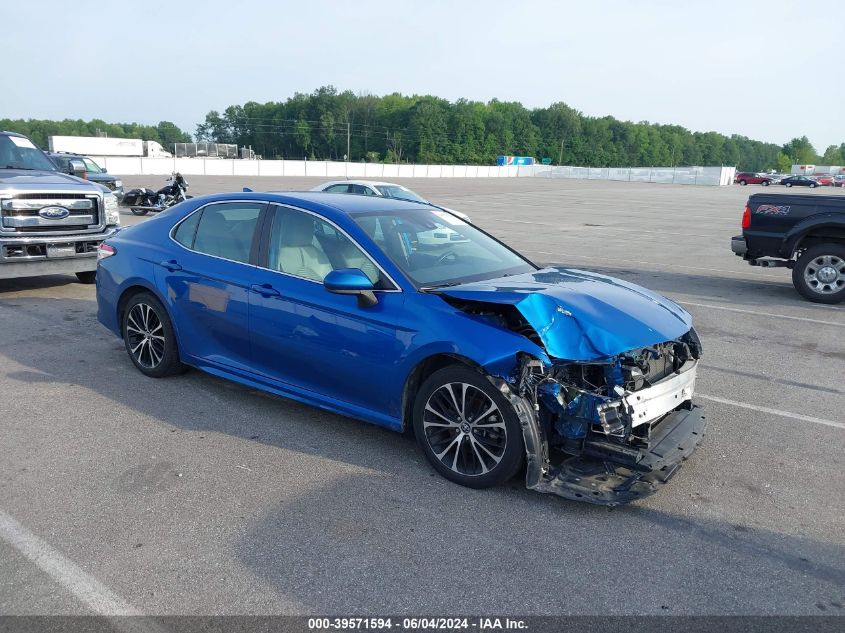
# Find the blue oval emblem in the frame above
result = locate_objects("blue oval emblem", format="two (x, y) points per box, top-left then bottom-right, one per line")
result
(38, 206), (70, 219)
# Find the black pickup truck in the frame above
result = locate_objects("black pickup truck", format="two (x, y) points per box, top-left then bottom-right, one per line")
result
(731, 193), (845, 303)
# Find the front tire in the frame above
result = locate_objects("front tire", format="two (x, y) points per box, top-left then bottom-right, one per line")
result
(412, 365), (524, 489)
(122, 292), (185, 377)
(75, 271), (96, 284)
(810, 183), (817, 188)
(785, 182), (793, 187)
(131, 208), (150, 216)
(761, 180), (769, 186)
(792, 244), (845, 304)
(739, 180), (747, 185)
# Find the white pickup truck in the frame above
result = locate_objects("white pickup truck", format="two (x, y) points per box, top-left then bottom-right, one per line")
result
(0, 131), (120, 282)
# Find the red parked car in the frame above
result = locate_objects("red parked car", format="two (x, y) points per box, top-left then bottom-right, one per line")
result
(734, 172), (777, 186)
(812, 174), (834, 186)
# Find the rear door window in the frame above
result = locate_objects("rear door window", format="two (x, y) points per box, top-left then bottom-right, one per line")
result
(189, 203), (264, 264)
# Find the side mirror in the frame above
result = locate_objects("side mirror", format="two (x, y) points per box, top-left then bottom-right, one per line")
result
(101, 168), (107, 173)
(324, 268), (378, 307)
(69, 159), (87, 179)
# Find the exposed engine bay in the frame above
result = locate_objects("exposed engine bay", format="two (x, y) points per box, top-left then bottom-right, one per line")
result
(443, 294), (707, 505)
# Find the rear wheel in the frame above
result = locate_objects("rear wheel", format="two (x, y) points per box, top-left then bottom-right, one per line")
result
(792, 244), (845, 304)
(75, 271), (96, 284)
(412, 365), (524, 489)
(122, 292), (185, 377)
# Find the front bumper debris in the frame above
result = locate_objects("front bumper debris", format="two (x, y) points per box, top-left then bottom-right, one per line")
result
(533, 405), (706, 505)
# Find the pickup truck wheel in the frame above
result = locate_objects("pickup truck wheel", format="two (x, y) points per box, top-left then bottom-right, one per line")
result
(792, 244), (845, 304)
(75, 271), (96, 284)
(122, 292), (185, 377)
(413, 366), (524, 489)
(739, 180), (747, 185)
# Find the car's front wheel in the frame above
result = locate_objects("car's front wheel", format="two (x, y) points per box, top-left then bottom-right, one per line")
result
(792, 244), (845, 304)
(413, 365), (524, 489)
(739, 180), (747, 185)
(761, 180), (769, 186)
(785, 182), (793, 187)
(810, 183), (818, 188)
(122, 292), (185, 377)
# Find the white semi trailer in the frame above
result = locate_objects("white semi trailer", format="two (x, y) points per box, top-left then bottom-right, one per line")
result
(48, 136), (172, 158)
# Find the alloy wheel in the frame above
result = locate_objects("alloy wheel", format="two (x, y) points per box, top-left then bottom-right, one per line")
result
(422, 382), (507, 476)
(126, 303), (166, 369)
(804, 254), (845, 295)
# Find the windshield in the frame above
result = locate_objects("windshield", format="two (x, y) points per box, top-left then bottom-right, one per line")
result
(0, 135), (57, 171)
(352, 208), (536, 288)
(375, 185), (427, 203)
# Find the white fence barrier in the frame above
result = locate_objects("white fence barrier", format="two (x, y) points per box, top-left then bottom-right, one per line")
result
(94, 156), (735, 186)
(532, 165), (736, 186)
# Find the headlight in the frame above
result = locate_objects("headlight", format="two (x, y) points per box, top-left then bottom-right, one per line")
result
(114, 180), (123, 188)
(103, 193), (120, 226)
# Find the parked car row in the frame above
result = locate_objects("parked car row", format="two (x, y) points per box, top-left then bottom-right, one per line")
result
(735, 171), (845, 188)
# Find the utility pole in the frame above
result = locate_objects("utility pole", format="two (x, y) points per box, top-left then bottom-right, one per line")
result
(558, 138), (564, 165)
(346, 121), (351, 162)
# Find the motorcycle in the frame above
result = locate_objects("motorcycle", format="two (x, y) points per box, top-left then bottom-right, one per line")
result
(122, 172), (191, 215)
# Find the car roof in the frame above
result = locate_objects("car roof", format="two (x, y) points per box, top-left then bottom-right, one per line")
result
(202, 190), (433, 217)
(45, 151), (84, 158)
(1, 130), (28, 138)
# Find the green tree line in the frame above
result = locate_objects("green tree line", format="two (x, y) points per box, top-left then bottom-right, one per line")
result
(3, 87), (843, 170)
(195, 87), (843, 171)
(0, 118), (191, 150)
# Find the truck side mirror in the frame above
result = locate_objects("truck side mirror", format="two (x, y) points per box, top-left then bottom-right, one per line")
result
(69, 159), (87, 179)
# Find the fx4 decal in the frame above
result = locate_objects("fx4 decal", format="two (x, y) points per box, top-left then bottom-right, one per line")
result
(755, 204), (790, 216)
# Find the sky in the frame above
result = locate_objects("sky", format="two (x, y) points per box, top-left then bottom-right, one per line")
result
(2, 0), (842, 152)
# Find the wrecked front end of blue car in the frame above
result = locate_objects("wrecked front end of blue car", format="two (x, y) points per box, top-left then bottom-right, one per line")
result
(440, 268), (707, 506)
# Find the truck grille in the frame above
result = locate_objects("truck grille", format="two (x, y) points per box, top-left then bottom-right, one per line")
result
(0, 193), (101, 234)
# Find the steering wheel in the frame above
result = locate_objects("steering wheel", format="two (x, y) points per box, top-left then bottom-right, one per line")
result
(436, 250), (459, 265)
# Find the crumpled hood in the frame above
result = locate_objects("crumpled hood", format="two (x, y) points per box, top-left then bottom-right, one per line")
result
(438, 267), (692, 360)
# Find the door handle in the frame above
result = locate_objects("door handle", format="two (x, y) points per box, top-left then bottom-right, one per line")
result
(250, 283), (280, 298)
(159, 260), (182, 272)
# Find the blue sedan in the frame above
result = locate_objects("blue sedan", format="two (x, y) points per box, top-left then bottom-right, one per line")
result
(96, 192), (706, 505)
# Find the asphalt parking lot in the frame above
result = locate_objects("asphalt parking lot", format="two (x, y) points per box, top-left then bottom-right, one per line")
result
(1, 176), (843, 616)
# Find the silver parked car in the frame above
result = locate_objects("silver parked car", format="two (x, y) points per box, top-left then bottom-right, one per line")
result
(311, 180), (471, 245)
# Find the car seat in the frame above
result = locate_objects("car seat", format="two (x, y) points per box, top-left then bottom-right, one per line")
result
(272, 212), (333, 281)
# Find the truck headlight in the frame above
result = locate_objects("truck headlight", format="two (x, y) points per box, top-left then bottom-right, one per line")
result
(104, 193), (121, 226)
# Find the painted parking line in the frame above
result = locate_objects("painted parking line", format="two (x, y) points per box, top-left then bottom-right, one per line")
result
(698, 394), (845, 431)
(0, 509), (150, 623)
(679, 301), (845, 327)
